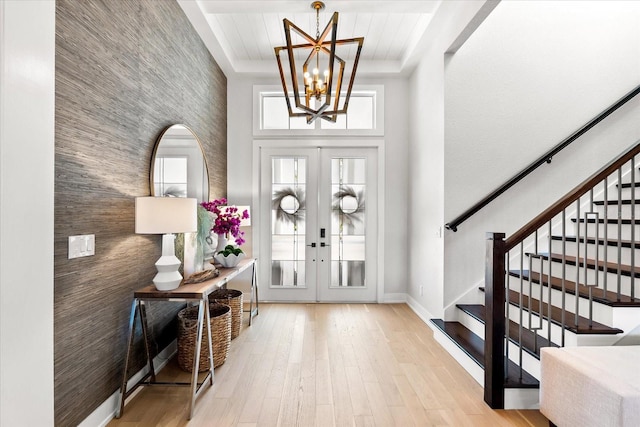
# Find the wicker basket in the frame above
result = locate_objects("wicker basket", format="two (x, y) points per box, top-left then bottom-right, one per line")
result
(177, 303), (231, 372)
(209, 289), (243, 339)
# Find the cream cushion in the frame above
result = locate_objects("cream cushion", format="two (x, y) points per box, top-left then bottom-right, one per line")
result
(540, 346), (640, 427)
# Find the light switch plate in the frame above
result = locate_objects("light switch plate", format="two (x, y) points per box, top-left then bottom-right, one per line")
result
(68, 234), (95, 259)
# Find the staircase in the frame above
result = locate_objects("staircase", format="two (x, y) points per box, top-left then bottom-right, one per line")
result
(432, 141), (640, 409)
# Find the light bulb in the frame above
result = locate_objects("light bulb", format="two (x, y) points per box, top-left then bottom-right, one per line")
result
(304, 71), (310, 79)
(324, 70), (330, 77)
(313, 68), (319, 75)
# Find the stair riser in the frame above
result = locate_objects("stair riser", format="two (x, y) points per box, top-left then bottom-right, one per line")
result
(456, 309), (485, 339)
(573, 222), (640, 241)
(616, 186), (640, 200)
(595, 204), (640, 218)
(550, 239), (638, 265)
(507, 277), (614, 326)
(507, 340), (541, 380)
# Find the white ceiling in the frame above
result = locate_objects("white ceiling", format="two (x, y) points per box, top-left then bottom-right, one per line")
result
(178, 0), (442, 77)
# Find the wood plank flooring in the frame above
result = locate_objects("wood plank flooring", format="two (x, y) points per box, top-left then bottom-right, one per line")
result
(109, 303), (549, 426)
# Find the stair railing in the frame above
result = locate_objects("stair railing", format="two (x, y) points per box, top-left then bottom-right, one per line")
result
(485, 140), (640, 408)
(446, 85), (640, 232)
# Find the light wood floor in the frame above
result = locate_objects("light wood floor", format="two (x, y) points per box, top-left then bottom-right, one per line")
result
(109, 303), (549, 426)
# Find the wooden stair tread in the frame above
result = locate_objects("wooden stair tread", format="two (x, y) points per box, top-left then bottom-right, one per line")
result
(505, 288), (623, 334)
(457, 304), (558, 358)
(571, 218), (640, 224)
(530, 251), (640, 278)
(510, 268), (640, 307)
(618, 182), (640, 189)
(551, 235), (640, 249)
(594, 199), (640, 205)
(430, 319), (539, 388)
(478, 287), (622, 334)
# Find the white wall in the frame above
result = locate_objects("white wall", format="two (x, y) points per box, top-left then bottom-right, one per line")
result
(0, 1), (55, 425)
(226, 76), (409, 300)
(443, 0), (640, 308)
(407, 1), (493, 319)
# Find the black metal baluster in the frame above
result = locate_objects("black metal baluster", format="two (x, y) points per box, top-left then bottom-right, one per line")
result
(618, 168), (623, 300)
(631, 157), (636, 300)
(575, 199), (581, 326)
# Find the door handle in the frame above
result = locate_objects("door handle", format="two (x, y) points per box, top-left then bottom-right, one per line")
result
(320, 242), (330, 247)
(307, 243), (316, 247)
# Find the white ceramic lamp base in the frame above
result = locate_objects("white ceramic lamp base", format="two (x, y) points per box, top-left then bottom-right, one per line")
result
(153, 234), (183, 291)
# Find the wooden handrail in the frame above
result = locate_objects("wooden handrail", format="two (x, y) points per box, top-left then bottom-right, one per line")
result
(505, 140), (640, 251)
(446, 85), (640, 232)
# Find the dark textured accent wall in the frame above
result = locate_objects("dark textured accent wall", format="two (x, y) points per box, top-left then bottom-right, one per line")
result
(54, 1), (226, 425)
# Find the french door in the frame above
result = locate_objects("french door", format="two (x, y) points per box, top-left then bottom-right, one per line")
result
(259, 147), (378, 302)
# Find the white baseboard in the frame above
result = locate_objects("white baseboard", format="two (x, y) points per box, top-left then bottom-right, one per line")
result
(405, 294), (435, 326)
(382, 292), (407, 303)
(78, 341), (177, 427)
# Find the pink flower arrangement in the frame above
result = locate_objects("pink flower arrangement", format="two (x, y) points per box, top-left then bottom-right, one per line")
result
(201, 198), (250, 246)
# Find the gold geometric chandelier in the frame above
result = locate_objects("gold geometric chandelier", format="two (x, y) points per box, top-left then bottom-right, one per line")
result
(274, 1), (364, 124)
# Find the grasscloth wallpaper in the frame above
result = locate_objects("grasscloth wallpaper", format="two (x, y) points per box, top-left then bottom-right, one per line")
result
(54, 0), (226, 424)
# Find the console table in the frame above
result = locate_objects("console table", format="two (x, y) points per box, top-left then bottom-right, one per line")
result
(116, 258), (258, 420)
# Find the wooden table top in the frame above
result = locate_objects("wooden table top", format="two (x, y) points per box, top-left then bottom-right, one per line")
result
(134, 258), (255, 300)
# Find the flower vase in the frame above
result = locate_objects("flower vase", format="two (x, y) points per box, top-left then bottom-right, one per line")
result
(215, 233), (228, 254)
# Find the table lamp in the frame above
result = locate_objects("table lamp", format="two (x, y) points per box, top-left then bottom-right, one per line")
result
(135, 197), (197, 290)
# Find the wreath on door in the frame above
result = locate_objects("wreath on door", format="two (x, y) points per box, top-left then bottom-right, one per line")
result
(332, 186), (365, 227)
(272, 187), (305, 224)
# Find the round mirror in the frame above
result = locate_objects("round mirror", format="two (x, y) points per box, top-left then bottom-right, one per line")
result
(150, 124), (209, 203)
(280, 194), (300, 214)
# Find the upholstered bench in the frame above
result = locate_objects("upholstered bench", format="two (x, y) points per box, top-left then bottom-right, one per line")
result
(540, 346), (640, 427)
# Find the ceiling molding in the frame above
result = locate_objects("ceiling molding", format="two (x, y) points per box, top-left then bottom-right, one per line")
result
(196, 1), (440, 14)
(180, 0), (446, 78)
(178, 0), (234, 77)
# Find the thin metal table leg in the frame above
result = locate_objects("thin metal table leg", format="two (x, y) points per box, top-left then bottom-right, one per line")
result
(139, 300), (156, 382)
(248, 264), (255, 326)
(249, 261), (259, 325)
(254, 262), (259, 316)
(188, 299), (206, 419)
(117, 298), (138, 418)
(205, 299), (214, 386)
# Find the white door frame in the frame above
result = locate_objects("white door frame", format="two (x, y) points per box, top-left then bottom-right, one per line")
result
(252, 139), (385, 303)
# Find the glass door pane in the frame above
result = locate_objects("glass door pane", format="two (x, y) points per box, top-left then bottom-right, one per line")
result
(271, 157), (307, 287)
(330, 158), (366, 287)
(260, 148), (318, 302)
(318, 148), (377, 302)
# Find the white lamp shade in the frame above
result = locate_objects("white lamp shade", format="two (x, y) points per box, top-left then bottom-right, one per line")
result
(135, 197), (198, 234)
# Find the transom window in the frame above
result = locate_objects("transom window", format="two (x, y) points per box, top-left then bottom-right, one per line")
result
(254, 85), (384, 137)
